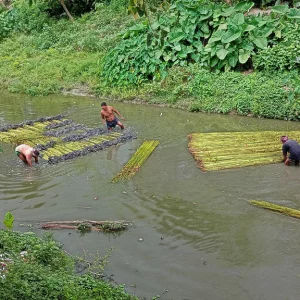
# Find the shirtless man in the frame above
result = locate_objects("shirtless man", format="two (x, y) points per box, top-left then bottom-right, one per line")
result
(280, 136), (300, 166)
(15, 144), (40, 167)
(100, 102), (125, 130)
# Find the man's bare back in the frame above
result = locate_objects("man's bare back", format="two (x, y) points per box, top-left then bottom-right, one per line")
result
(100, 102), (125, 130)
(15, 144), (39, 166)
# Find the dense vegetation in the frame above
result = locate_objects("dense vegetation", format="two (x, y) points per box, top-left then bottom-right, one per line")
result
(0, 229), (136, 300)
(0, 0), (300, 120)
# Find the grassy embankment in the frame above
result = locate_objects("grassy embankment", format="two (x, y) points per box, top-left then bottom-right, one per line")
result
(0, 229), (137, 299)
(0, 0), (300, 120)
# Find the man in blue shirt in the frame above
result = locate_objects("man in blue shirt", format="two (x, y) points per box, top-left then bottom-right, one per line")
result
(280, 135), (300, 166)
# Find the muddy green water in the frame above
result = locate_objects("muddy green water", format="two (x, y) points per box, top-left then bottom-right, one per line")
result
(1, 90), (300, 300)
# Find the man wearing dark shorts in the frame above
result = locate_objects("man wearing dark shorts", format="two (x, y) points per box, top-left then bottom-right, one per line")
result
(100, 102), (125, 130)
(280, 136), (300, 166)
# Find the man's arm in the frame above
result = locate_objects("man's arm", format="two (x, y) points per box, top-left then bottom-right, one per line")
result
(101, 112), (106, 125)
(282, 144), (288, 162)
(25, 155), (32, 167)
(112, 107), (125, 120)
(34, 157), (39, 164)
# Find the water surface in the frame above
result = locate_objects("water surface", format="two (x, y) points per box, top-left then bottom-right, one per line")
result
(1, 90), (300, 300)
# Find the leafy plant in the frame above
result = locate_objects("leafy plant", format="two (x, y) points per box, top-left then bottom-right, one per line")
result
(253, 20), (300, 71)
(0, 230), (136, 299)
(3, 212), (14, 230)
(102, 1), (300, 86)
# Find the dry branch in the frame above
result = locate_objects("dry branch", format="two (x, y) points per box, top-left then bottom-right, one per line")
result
(41, 220), (131, 232)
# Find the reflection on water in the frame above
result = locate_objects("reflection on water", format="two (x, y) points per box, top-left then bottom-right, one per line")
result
(2, 90), (300, 299)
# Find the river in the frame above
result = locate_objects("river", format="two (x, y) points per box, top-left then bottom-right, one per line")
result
(1, 90), (300, 300)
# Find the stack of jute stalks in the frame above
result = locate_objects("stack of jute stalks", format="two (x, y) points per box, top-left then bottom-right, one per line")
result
(188, 131), (300, 171)
(112, 140), (159, 182)
(0, 115), (133, 163)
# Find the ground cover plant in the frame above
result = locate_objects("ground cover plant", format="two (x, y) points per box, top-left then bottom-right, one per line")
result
(188, 130), (300, 171)
(0, 229), (137, 300)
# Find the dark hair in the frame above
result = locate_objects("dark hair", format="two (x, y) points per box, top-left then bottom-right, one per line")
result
(101, 102), (107, 107)
(33, 149), (40, 157)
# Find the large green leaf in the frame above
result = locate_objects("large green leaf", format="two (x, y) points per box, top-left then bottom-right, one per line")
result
(252, 37), (268, 49)
(228, 55), (238, 67)
(231, 13), (245, 26)
(244, 25), (256, 32)
(210, 56), (219, 67)
(221, 7), (236, 17)
(221, 29), (242, 43)
(238, 50), (251, 63)
(209, 30), (225, 43)
(235, 1), (254, 12)
(168, 30), (185, 43)
(271, 5), (289, 14)
(287, 8), (300, 19)
(201, 23), (210, 34)
(3, 212), (14, 230)
(216, 48), (229, 60)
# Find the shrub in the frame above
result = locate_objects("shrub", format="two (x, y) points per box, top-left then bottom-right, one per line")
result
(254, 22), (300, 71)
(0, 230), (136, 300)
(189, 69), (300, 120)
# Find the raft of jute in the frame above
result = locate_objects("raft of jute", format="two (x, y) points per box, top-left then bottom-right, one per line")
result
(188, 131), (300, 171)
(249, 200), (300, 219)
(112, 140), (159, 182)
(0, 115), (135, 163)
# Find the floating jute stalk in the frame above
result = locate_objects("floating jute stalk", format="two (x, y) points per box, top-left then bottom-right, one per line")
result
(188, 131), (300, 171)
(112, 140), (159, 182)
(249, 200), (300, 219)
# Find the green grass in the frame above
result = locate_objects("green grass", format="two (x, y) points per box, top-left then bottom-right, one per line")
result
(0, 229), (137, 300)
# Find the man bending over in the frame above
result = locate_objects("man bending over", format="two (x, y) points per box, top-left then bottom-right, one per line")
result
(100, 102), (125, 130)
(280, 135), (300, 166)
(15, 144), (39, 167)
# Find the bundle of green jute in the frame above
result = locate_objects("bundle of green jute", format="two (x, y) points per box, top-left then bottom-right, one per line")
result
(112, 140), (159, 182)
(249, 200), (300, 219)
(188, 131), (300, 171)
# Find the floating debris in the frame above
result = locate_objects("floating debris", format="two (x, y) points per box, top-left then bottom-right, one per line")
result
(249, 200), (300, 219)
(112, 140), (159, 182)
(41, 220), (131, 232)
(188, 131), (300, 171)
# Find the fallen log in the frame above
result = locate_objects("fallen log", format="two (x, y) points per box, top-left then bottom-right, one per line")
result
(41, 220), (131, 233)
(249, 200), (300, 219)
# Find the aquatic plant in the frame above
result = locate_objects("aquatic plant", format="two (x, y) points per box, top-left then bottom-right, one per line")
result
(249, 200), (300, 219)
(188, 131), (300, 171)
(112, 140), (159, 182)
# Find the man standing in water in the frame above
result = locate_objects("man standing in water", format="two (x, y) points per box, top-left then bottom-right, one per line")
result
(280, 136), (300, 166)
(100, 102), (125, 130)
(15, 144), (39, 167)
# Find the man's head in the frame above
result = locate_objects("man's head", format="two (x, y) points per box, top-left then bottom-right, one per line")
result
(280, 135), (289, 144)
(101, 102), (107, 111)
(32, 149), (40, 157)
